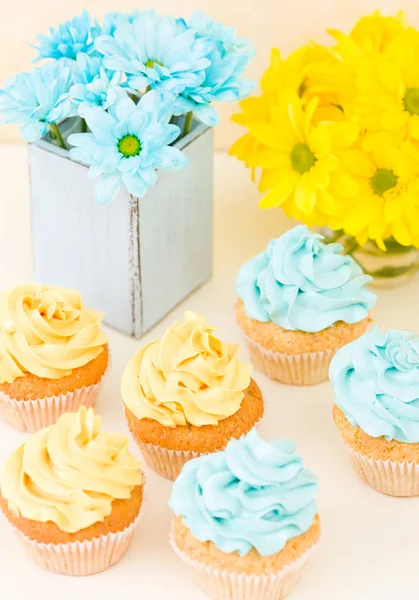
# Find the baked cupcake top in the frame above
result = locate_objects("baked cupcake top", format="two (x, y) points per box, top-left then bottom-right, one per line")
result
(121, 311), (252, 428)
(235, 225), (376, 333)
(1, 407), (143, 533)
(169, 429), (318, 557)
(330, 328), (419, 443)
(0, 283), (107, 383)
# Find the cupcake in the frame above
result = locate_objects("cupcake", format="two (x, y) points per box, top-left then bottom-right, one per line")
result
(235, 225), (376, 385)
(0, 283), (109, 432)
(121, 311), (264, 480)
(331, 327), (419, 496)
(0, 407), (144, 576)
(169, 428), (320, 600)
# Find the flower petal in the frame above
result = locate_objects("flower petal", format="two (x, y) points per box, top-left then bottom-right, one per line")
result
(95, 172), (122, 204)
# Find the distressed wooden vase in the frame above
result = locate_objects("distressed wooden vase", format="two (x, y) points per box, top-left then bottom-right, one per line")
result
(29, 118), (213, 337)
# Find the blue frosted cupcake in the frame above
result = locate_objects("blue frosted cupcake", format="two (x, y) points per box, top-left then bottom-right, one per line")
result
(169, 429), (320, 600)
(331, 327), (419, 496)
(235, 225), (376, 385)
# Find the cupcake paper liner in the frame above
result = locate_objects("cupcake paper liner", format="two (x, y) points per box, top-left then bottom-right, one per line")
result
(170, 529), (319, 600)
(6, 473), (145, 577)
(14, 509), (143, 577)
(349, 448), (419, 497)
(133, 416), (263, 481)
(134, 439), (201, 481)
(243, 334), (335, 386)
(0, 352), (111, 433)
(0, 376), (105, 434)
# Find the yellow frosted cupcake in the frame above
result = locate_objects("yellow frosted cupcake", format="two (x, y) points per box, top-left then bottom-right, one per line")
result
(235, 226), (376, 385)
(121, 311), (264, 480)
(0, 283), (108, 432)
(0, 407), (144, 576)
(170, 429), (320, 600)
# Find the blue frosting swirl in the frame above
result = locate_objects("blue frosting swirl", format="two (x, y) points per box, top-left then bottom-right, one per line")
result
(235, 225), (376, 333)
(169, 428), (318, 557)
(330, 328), (419, 442)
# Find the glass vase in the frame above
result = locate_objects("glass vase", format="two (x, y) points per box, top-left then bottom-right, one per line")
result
(317, 228), (419, 288)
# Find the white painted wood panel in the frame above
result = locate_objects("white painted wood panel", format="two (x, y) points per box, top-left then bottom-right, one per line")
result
(28, 123), (213, 337)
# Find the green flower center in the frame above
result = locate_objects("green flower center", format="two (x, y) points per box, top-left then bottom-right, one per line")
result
(403, 88), (419, 115)
(118, 135), (142, 158)
(371, 168), (398, 195)
(291, 143), (316, 174)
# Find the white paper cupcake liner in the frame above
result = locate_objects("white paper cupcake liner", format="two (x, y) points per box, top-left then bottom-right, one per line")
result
(170, 529), (319, 600)
(133, 413), (263, 481)
(243, 335), (335, 386)
(0, 375), (105, 433)
(134, 439), (201, 481)
(14, 508), (143, 577)
(0, 351), (111, 433)
(349, 448), (419, 497)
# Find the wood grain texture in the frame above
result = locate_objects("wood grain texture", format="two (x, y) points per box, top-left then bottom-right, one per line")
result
(29, 123), (213, 337)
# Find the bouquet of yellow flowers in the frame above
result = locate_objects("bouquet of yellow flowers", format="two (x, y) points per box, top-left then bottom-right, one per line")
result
(230, 11), (419, 250)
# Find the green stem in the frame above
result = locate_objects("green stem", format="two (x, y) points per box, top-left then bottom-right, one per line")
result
(81, 118), (87, 133)
(49, 123), (67, 150)
(182, 111), (193, 138)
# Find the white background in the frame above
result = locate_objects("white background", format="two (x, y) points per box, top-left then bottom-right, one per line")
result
(1, 146), (419, 599)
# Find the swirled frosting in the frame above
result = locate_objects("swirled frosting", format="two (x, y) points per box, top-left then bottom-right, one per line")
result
(0, 283), (107, 383)
(170, 428), (318, 557)
(121, 311), (252, 427)
(330, 328), (419, 442)
(1, 407), (143, 533)
(235, 226), (376, 333)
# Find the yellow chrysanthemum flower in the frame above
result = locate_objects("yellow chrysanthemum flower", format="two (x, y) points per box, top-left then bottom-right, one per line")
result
(229, 45), (346, 173)
(329, 135), (419, 248)
(325, 11), (407, 119)
(229, 94), (271, 175)
(348, 9), (406, 52)
(246, 89), (360, 215)
(327, 10), (405, 73)
(230, 10), (419, 250)
(354, 28), (419, 142)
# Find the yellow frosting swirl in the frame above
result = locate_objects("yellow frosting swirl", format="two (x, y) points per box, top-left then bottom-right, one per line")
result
(1, 407), (143, 533)
(0, 283), (107, 383)
(121, 311), (252, 427)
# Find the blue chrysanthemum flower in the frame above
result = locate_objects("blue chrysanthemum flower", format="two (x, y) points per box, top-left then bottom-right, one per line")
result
(31, 10), (96, 61)
(70, 53), (127, 117)
(71, 72), (128, 117)
(94, 10), (213, 94)
(92, 11), (140, 37)
(0, 61), (76, 142)
(68, 91), (189, 204)
(173, 50), (255, 126)
(189, 10), (255, 58)
(71, 52), (104, 85)
(172, 11), (256, 126)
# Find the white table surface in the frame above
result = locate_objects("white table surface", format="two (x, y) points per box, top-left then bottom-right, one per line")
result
(1, 145), (419, 600)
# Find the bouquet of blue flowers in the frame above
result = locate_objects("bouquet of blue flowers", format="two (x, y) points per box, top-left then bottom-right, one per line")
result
(0, 10), (255, 204)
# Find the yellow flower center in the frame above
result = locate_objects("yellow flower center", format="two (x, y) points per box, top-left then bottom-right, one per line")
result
(145, 60), (162, 68)
(118, 135), (142, 158)
(403, 88), (419, 116)
(291, 143), (316, 174)
(371, 168), (398, 196)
